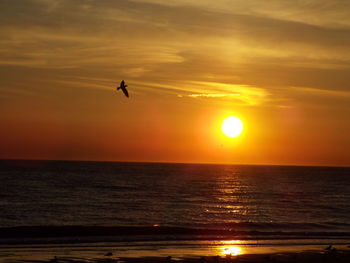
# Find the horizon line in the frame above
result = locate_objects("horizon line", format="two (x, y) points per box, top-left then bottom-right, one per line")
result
(1, 158), (349, 169)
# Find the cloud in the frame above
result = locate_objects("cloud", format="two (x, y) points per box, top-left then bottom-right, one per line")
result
(2, 0), (350, 48)
(137, 80), (269, 106)
(291, 86), (350, 98)
(132, 0), (350, 28)
(182, 81), (269, 105)
(0, 0), (350, 104)
(179, 93), (239, 98)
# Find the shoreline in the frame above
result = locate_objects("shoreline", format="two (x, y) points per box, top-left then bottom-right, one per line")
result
(0, 241), (349, 263)
(1, 225), (349, 243)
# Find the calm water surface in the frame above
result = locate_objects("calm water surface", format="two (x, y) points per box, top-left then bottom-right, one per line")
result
(0, 160), (349, 242)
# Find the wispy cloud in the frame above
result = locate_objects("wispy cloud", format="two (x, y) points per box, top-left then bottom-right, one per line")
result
(1, 0), (350, 101)
(182, 82), (269, 105)
(179, 93), (239, 98)
(108, 79), (269, 106)
(291, 86), (350, 98)
(133, 0), (350, 28)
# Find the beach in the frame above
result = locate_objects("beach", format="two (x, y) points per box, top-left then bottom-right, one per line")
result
(1, 242), (350, 263)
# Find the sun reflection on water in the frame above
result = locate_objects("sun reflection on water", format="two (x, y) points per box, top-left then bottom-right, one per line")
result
(218, 241), (244, 256)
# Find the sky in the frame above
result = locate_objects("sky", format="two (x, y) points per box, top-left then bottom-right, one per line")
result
(0, 0), (349, 166)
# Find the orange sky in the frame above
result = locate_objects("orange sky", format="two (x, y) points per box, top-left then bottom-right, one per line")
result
(0, 0), (349, 166)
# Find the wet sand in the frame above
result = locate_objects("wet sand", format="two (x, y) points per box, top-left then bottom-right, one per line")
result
(1, 246), (350, 263)
(118, 251), (350, 263)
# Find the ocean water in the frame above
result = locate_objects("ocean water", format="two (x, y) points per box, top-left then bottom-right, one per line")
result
(0, 160), (349, 245)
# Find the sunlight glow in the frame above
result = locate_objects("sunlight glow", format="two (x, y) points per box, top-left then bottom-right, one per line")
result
(221, 116), (243, 138)
(221, 245), (243, 256)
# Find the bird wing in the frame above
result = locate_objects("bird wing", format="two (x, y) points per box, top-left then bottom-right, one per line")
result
(121, 87), (129, 97)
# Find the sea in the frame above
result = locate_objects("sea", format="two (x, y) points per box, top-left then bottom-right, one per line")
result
(0, 160), (349, 258)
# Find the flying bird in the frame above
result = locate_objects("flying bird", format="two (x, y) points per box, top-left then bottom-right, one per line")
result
(117, 80), (129, 98)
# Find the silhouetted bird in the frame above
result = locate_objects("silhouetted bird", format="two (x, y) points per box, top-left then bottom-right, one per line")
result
(117, 80), (129, 98)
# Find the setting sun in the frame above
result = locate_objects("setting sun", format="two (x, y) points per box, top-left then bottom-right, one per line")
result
(221, 116), (243, 138)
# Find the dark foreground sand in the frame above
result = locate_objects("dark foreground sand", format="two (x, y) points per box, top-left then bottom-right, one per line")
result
(4, 249), (350, 263)
(116, 251), (350, 263)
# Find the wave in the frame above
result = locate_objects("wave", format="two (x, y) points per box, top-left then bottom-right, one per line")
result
(1, 224), (350, 245)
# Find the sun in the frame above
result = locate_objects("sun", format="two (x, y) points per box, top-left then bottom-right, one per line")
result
(221, 116), (243, 138)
